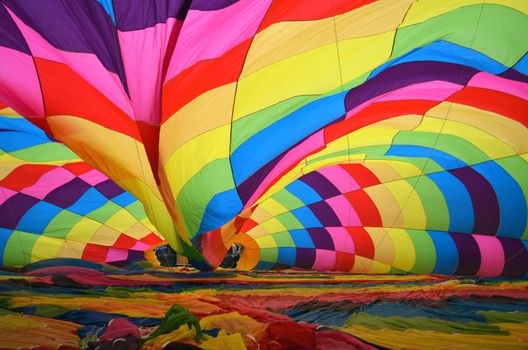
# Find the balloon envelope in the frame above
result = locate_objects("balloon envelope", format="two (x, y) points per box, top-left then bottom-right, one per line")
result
(0, 106), (162, 266)
(0, 0), (526, 275)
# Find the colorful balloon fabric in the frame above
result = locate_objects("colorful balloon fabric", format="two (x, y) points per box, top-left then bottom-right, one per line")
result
(0, 0), (527, 273)
(0, 106), (162, 265)
(0, 261), (527, 349)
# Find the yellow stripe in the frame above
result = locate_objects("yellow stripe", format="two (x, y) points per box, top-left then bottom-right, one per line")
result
(160, 83), (235, 161)
(259, 218), (288, 236)
(429, 102), (528, 155)
(367, 227), (395, 266)
(382, 179), (426, 229)
(387, 228), (416, 271)
(31, 236), (63, 262)
(401, 0), (528, 28)
(364, 184), (404, 228)
(235, 42), (341, 120)
(336, 0), (413, 39)
(163, 125), (230, 199)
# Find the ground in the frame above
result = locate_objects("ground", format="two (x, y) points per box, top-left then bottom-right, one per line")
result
(0, 260), (527, 349)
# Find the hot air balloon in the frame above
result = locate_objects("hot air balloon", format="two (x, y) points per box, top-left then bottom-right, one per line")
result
(0, 0), (526, 275)
(0, 105), (162, 265)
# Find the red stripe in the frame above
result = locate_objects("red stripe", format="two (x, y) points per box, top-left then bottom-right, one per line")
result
(0, 164), (55, 191)
(324, 99), (438, 143)
(34, 58), (141, 141)
(137, 121), (161, 184)
(62, 162), (93, 176)
(345, 190), (382, 227)
(140, 232), (163, 245)
(162, 39), (252, 121)
(114, 234), (138, 249)
(448, 86), (528, 126)
(340, 164), (380, 188)
(259, 0), (376, 31)
(82, 243), (109, 262)
(163, 0), (377, 122)
(335, 251), (355, 271)
(346, 227), (374, 259)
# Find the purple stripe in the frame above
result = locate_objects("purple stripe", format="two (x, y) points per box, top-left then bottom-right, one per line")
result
(499, 68), (528, 84)
(95, 179), (125, 199)
(44, 178), (91, 208)
(235, 113), (345, 205)
(3, 0), (127, 83)
(127, 249), (146, 262)
(236, 150), (285, 204)
(346, 61), (478, 111)
(450, 233), (480, 276)
(295, 248), (316, 269)
(113, 0), (190, 31)
(0, 4), (30, 54)
(300, 171), (341, 199)
(190, 0), (240, 11)
(500, 238), (528, 277)
(307, 228), (335, 250)
(0, 193), (39, 229)
(449, 167), (500, 235)
(272, 263), (293, 270)
(308, 201), (341, 227)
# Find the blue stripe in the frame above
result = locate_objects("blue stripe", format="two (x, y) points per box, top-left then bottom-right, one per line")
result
(111, 192), (137, 207)
(0, 131), (47, 152)
(196, 189), (242, 236)
(0, 116), (47, 136)
(95, 0), (116, 25)
(386, 145), (467, 170)
(276, 247), (296, 266)
(17, 201), (62, 234)
(427, 171), (474, 233)
(472, 161), (527, 239)
(370, 40), (507, 79)
(0, 228), (12, 265)
(290, 207), (322, 229)
(67, 187), (107, 216)
(289, 229), (315, 248)
(428, 230), (458, 274)
(231, 92), (347, 185)
(514, 52), (528, 74)
(285, 181), (322, 205)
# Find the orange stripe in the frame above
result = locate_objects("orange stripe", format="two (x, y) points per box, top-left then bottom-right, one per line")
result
(324, 100), (438, 143)
(448, 86), (528, 126)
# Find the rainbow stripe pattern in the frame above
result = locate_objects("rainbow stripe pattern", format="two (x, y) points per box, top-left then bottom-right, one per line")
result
(0, 0), (527, 274)
(0, 106), (162, 265)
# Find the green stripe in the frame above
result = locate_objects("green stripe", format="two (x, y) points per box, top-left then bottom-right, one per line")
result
(393, 4), (528, 67)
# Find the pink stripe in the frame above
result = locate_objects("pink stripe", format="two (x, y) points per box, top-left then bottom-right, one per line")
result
(105, 248), (130, 262)
(468, 72), (528, 100)
(312, 249), (336, 271)
(345, 81), (463, 120)
(326, 196), (361, 228)
(8, 9), (132, 117)
(0, 187), (17, 205)
(131, 241), (151, 251)
(377, 81), (463, 103)
(22, 168), (75, 199)
(327, 227), (355, 254)
(118, 19), (183, 123)
(245, 130), (325, 208)
(166, 0), (272, 81)
(0, 46), (44, 117)
(79, 169), (109, 186)
(473, 235), (505, 277)
(317, 166), (360, 193)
